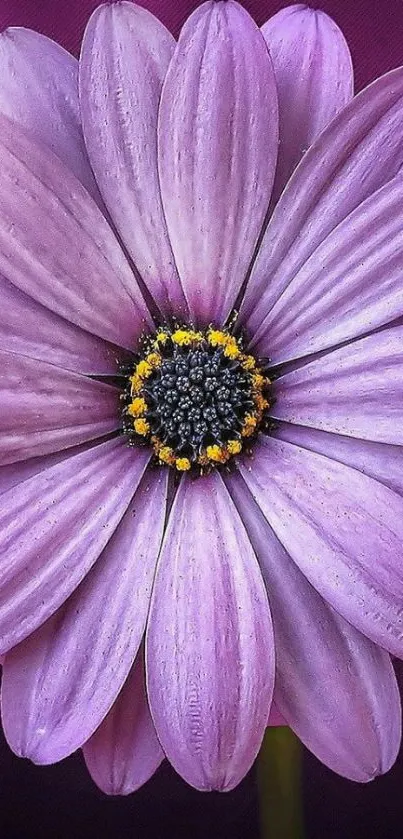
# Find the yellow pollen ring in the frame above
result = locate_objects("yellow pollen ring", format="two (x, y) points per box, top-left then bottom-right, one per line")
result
(133, 418), (150, 436)
(227, 439), (242, 455)
(241, 414), (258, 437)
(127, 397), (147, 418)
(171, 328), (203, 346)
(175, 457), (191, 471)
(206, 444), (230, 464)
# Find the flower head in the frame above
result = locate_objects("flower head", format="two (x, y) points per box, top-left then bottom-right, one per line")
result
(0, 0), (403, 796)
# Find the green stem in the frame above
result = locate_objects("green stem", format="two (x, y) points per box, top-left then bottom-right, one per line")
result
(257, 726), (305, 839)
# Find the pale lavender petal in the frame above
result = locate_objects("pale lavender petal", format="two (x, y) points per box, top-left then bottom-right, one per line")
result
(273, 327), (403, 444)
(240, 67), (403, 336)
(80, 2), (186, 318)
(0, 113), (152, 349)
(274, 423), (403, 498)
(0, 441), (100, 496)
(0, 273), (120, 375)
(0, 350), (120, 465)
(262, 5), (353, 205)
(83, 654), (164, 795)
(0, 438), (150, 653)
(158, 0), (278, 326)
(1, 468), (167, 762)
(237, 436), (403, 658)
(227, 469), (401, 780)
(253, 174), (403, 362)
(267, 703), (286, 727)
(0, 28), (102, 204)
(146, 472), (274, 791)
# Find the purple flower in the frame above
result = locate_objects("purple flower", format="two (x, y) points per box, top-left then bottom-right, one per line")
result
(0, 0), (402, 795)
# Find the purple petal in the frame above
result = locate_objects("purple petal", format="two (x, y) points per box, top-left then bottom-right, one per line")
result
(0, 438), (150, 653)
(0, 28), (102, 205)
(0, 113), (152, 349)
(146, 472), (274, 791)
(227, 469), (401, 780)
(1, 468), (167, 763)
(262, 6), (353, 206)
(83, 653), (164, 795)
(273, 326), (403, 444)
(0, 350), (120, 465)
(80, 2), (187, 319)
(158, 0), (278, 326)
(251, 174), (403, 362)
(240, 67), (403, 337)
(237, 436), (403, 658)
(274, 423), (403, 498)
(0, 441), (101, 497)
(0, 273), (121, 375)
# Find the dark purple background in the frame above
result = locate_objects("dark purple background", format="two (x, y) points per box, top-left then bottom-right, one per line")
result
(0, 0), (403, 837)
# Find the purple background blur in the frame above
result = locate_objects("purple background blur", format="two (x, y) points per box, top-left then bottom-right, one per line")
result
(0, 0), (403, 837)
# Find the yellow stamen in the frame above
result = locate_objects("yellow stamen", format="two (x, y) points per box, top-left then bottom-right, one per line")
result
(255, 394), (269, 412)
(242, 355), (256, 371)
(252, 372), (266, 390)
(136, 360), (153, 379)
(155, 331), (169, 345)
(241, 414), (257, 437)
(176, 457), (191, 471)
(227, 439), (242, 455)
(127, 397), (147, 417)
(223, 341), (240, 359)
(171, 328), (202, 346)
(207, 329), (227, 347)
(130, 374), (143, 394)
(158, 446), (176, 465)
(134, 418), (150, 436)
(146, 351), (162, 369)
(206, 444), (229, 464)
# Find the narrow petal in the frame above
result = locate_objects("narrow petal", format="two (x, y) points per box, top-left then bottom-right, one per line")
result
(237, 436), (403, 658)
(0, 273), (120, 375)
(227, 470), (401, 780)
(1, 468), (167, 762)
(273, 327), (403, 444)
(0, 28), (102, 204)
(240, 67), (403, 335)
(252, 174), (403, 362)
(0, 350), (120, 465)
(158, 0), (278, 326)
(146, 472), (274, 791)
(80, 2), (187, 318)
(83, 654), (164, 795)
(0, 113), (152, 349)
(274, 423), (403, 498)
(0, 442), (98, 497)
(0, 438), (150, 653)
(262, 6), (353, 205)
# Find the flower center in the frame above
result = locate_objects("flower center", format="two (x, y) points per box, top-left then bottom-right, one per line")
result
(121, 327), (270, 472)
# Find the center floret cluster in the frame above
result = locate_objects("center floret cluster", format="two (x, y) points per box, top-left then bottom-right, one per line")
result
(122, 327), (271, 472)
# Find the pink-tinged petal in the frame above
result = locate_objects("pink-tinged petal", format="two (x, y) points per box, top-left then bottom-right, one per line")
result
(0, 273), (121, 375)
(146, 471), (274, 791)
(262, 5), (353, 206)
(83, 654), (164, 795)
(0, 113), (152, 349)
(252, 174), (403, 362)
(240, 67), (403, 336)
(0, 28), (102, 205)
(227, 469), (401, 780)
(1, 468), (167, 762)
(237, 436), (403, 658)
(0, 438), (150, 653)
(80, 2), (187, 319)
(267, 703), (286, 728)
(0, 350), (120, 465)
(158, 0), (278, 326)
(273, 327), (403, 445)
(274, 423), (403, 498)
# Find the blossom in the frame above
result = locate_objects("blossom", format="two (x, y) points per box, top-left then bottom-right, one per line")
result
(0, 0), (403, 796)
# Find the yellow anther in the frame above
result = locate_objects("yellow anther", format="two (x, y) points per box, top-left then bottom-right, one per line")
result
(158, 446), (176, 465)
(171, 328), (202, 346)
(223, 341), (240, 359)
(255, 394), (269, 412)
(136, 360), (152, 379)
(242, 355), (256, 371)
(130, 374), (143, 395)
(146, 351), (162, 369)
(241, 414), (257, 437)
(206, 444), (229, 464)
(176, 457), (191, 471)
(155, 331), (169, 345)
(134, 418), (150, 436)
(127, 397), (147, 417)
(227, 439), (242, 455)
(252, 372), (266, 390)
(207, 329), (227, 347)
